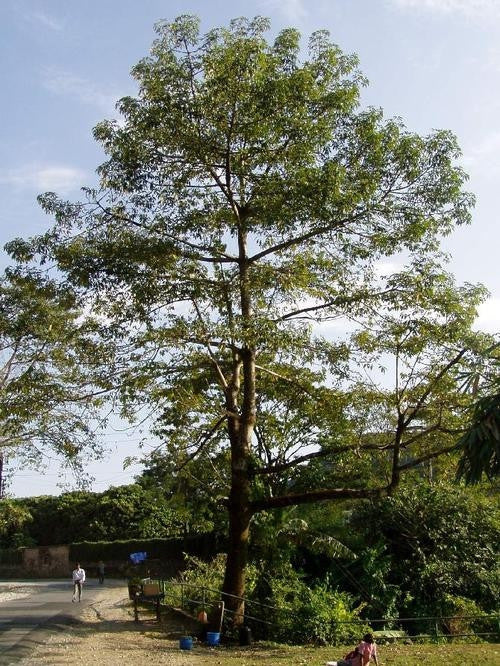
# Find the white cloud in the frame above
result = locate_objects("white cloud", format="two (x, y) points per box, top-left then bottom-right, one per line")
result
(259, 0), (308, 23)
(475, 297), (500, 333)
(42, 68), (119, 116)
(373, 261), (402, 279)
(25, 10), (64, 31)
(0, 164), (86, 194)
(389, 0), (500, 19)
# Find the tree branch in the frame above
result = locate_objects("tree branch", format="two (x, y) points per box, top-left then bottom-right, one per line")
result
(254, 364), (319, 399)
(176, 414), (227, 472)
(192, 300), (228, 389)
(277, 287), (403, 322)
(251, 485), (386, 512)
(402, 349), (466, 428)
(251, 443), (391, 477)
(396, 444), (458, 472)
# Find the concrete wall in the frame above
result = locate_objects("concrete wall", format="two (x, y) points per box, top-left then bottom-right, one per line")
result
(0, 536), (218, 579)
(23, 545), (70, 577)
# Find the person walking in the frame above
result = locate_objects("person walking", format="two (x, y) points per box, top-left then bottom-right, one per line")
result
(98, 560), (105, 584)
(72, 563), (86, 602)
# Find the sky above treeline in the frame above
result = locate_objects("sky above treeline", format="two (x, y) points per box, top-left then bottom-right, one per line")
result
(1, 0), (499, 497)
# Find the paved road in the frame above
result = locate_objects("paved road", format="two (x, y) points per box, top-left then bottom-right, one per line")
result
(0, 579), (120, 663)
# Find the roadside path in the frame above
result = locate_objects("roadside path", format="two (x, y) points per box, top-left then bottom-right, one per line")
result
(0, 579), (116, 663)
(10, 583), (208, 665)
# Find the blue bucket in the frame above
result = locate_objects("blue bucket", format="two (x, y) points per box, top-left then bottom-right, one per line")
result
(179, 636), (193, 650)
(206, 631), (220, 646)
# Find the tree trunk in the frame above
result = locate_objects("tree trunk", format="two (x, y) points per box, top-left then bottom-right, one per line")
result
(222, 458), (252, 625)
(222, 344), (256, 625)
(222, 228), (256, 626)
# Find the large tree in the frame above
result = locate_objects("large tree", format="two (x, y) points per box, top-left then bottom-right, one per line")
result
(8, 16), (488, 620)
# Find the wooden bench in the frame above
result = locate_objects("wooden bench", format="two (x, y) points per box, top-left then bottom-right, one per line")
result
(133, 581), (164, 622)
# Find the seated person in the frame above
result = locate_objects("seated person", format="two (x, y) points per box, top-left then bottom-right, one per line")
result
(326, 632), (379, 666)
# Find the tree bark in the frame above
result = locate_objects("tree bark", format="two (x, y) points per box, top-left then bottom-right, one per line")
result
(221, 227), (257, 626)
(221, 439), (252, 625)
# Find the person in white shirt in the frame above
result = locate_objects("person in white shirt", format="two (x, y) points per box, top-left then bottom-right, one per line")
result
(72, 563), (86, 602)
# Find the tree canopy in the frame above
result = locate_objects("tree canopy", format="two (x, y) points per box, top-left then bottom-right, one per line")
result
(0, 269), (107, 484)
(456, 342), (500, 484)
(6, 15), (493, 619)
(0, 484), (184, 547)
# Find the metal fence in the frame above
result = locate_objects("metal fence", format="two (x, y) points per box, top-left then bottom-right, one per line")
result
(154, 579), (500, 642)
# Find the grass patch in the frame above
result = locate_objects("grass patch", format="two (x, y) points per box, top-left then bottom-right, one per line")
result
(173, 642), (499, 665)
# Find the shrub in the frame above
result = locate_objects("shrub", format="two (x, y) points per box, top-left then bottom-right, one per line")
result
(69, 533), (217, 563)
(439, 594), (490, 637)
(161, 554), (368, 644)
(250, 564), (369, 644)
(166, 553), (228, 615)
(348, 483), (499, 618)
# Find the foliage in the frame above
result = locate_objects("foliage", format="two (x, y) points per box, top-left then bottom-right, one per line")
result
(178, 553), (228, 591)
(277, 518), (355, 561)
(77, 484), (183, 541)
(249, 562), (368, 644)
(6, 14), (488, 613)
(0, 269), (107, 481)
(348, 483), (499, 620)
(0, 484), (202, 547)
(167, 553), (229, 614)
(0, 546), (24, 565)
(169, 552), (368, 645)
(457, 393), (500, 483)
(69, 533), (217, 565)
(0, 499), (32, 545)
(136, 452), (228, 535)
(456, 342), (500, 483)
(349, 542), (402, 621)
(438, 594), (489, 636)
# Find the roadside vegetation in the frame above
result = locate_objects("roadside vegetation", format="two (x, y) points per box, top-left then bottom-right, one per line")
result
(2, 479), (498, 645)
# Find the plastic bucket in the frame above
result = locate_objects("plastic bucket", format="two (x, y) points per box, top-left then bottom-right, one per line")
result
(179, 636), (193, 650)
(206, 631), (220, 646)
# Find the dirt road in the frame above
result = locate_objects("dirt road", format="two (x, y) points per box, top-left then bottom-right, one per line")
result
(12, 585), (197, 665)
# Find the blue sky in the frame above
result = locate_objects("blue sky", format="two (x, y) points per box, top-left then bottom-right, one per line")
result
(1, 0), (499, 497)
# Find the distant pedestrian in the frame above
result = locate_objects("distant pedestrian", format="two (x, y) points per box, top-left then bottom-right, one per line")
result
(98, 560), (105, 584)
(72, 563), (86, 602)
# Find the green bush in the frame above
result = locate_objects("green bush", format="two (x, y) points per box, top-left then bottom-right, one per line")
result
(0, 500), (33, 547)
(9, 533), (36, 548)
(165, 553), (228, 615)
(69, 533), (217, 566)
(348, 483), (500, 619)
(6, 485), (203, 547)
(161, 554), (367, 645)
(439, 594), (491, 637)
(252, 564), (369, 644)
